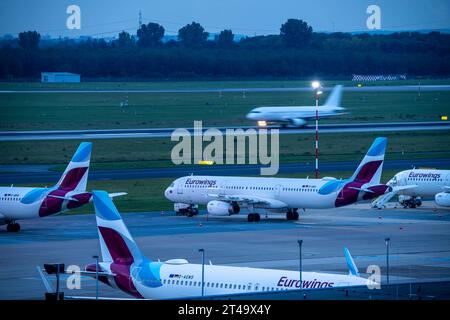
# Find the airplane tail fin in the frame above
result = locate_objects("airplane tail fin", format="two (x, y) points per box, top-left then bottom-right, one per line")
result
(55, 142), (92, 191)
(344, 248), (359, 276)
(349, 137), (387, 185)
(93, 190), (145, 264)
(323, 85), (343, 108)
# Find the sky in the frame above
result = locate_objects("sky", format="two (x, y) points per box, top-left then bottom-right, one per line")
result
(0, 0), (449, 38)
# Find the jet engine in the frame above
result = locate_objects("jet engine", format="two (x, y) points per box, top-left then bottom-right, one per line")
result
(435, 192), (450, 207)
(290, 118), (306, 127)
(207, 201), (240, 216)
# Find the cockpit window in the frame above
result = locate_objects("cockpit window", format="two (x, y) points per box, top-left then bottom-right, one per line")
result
(170, 183), (174, 187)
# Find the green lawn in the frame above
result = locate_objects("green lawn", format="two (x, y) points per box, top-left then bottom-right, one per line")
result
(0, 84), (449, 131)
(0, 79), (448, 91)
(0, 131), (448, 169)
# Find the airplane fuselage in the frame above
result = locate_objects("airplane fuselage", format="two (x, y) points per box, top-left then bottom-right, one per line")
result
(165, 175), (388, 210)
(388, 169), (450, 197)
(0, 186), (91, 224)
(88, 260), (369, 299)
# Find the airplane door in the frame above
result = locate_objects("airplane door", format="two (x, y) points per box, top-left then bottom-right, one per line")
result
(177, 179), (184, 194)
(274, 185), (282, 198)
(129, 267), (141, 293)
(41, 195), (48, 209)
(445, 174), (450, 187)
(220, 180), (228, 194)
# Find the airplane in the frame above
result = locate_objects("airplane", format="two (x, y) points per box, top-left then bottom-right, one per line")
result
(246, 85), (345, 127)
(0, 142), (124, 232)
(165, 137), (392, 222)
(382, 169), (450, 208)
(39, 190), (375, 300)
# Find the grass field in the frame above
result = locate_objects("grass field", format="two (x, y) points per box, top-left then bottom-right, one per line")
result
(0, 82), (449, 131)
(1, 79), (448, 91)
(0, 131), (449, 170)
(14, 169), (401, 215)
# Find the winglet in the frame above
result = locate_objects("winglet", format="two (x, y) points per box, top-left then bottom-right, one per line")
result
(344, 247), (359, 276)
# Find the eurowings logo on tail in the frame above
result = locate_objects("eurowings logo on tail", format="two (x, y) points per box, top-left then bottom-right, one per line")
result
(38, 142), (92, 217)
(91, 191), (162, 297)
(335, 137), (389, 207)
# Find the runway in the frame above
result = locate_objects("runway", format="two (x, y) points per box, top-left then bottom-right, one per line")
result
(0, 201), (449, 299)
(0, 84), (449, 94)
(1, 121), (449, 141)
(1, 158), (449, 184)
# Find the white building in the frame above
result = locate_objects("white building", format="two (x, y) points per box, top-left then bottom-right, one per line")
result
(41, 72), (80, 83)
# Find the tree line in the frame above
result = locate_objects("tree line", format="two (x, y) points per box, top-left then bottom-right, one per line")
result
(0, 19), (449, 79)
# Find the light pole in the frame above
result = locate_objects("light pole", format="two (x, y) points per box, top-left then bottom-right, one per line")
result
(385, 238), (390, 285)
(297, 240), (303, 290)
(311, 81), (322, 179)
(93, 255), (99, 300)
(199, 249), (205, 297)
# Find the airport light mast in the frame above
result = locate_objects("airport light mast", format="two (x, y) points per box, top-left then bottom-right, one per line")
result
(312, 81), (322, 179)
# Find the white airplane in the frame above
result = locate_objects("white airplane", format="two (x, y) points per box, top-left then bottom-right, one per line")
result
(384, 169), (450, 208)
(0, 142), (124, 232)
(246, 85), (345, 127)
(40, 190), (374, 299)
(165, 137), (391, 222)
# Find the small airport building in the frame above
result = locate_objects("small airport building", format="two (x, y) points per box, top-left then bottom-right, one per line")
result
(41, 72), (80, 83)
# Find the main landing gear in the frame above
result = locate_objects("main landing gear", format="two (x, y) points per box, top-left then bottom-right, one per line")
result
(247, 213), (261, 222)
(6, 222), (20, 232)
(286, 208), (299, 221)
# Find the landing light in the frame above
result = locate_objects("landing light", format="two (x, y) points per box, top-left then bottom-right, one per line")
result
(257, 120), (267, 127)
(441, 115), (448, 121)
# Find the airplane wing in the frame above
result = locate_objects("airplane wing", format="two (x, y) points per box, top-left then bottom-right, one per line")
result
(48, 194), (80, 202)
(349, 186), (374, 193)
(392, 185), (418, 192)
(108, 192), (128, 198)
(207, 193), (287, 209)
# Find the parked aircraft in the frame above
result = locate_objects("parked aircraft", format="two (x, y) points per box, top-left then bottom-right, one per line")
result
(383, 169), (450, 208)
(165, 137), (391, 222)
(0, 142), (124, 232)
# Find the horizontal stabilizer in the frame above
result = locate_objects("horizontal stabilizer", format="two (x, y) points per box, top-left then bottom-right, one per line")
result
(349, 186), (374, 193)
(108, 192), (128, 198)
(36, 266), (55, 293)
(47, 194), (79, 202)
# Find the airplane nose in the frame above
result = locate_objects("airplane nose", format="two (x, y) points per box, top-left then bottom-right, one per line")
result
(164, 187), (174, 199)
(246, 113), (254, 120)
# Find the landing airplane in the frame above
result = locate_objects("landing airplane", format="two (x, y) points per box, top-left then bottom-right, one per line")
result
(165, 137), (391, 222)
(40, 190), (375, 299)
(382, 169), (450, 208)
(246, 85), (344, 127)
(0, 142), (124, 232)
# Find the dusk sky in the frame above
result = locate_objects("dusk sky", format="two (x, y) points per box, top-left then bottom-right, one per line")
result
(1, 0), (449, 37)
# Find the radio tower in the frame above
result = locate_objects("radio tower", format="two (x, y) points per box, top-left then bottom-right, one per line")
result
(139, 10), (142, 28)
